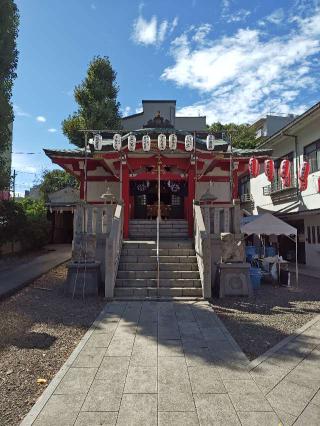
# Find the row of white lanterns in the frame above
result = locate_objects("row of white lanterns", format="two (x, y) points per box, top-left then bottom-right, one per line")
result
(92, 133), (217, 152)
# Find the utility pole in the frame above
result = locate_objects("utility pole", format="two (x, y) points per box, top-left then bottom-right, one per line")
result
(12, 169), (17, 200)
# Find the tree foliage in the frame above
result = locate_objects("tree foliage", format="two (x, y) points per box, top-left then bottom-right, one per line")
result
(208, 122), (257, 149)
(62, 56), (122, 148)
(0, 199), (50, 249)
(39, 169), (79, 201)
(0, 0), (19, 189)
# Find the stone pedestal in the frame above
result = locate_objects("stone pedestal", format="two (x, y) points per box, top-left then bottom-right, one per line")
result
(219, 263), (252, 298)
(66, 261), (101, 297)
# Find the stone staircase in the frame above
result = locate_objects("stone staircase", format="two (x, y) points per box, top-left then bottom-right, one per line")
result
(114, 220), (202, 298)
(129, 219), (189, 239)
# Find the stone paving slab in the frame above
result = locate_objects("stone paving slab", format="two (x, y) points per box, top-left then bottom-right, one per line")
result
(249, 315), (320, 425)
(22, 301), (284, 425)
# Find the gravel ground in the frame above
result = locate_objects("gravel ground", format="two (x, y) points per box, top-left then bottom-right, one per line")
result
(211, 275), (320, 361)
(0, 263), (105, 426)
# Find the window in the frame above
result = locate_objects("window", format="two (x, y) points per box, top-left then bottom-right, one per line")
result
(317, 226), (320, 244)
(307, 226), (311, 243)
(312, 226), (316, 244)
(239, 174), (250, 196)
(304, 140), (320, 172)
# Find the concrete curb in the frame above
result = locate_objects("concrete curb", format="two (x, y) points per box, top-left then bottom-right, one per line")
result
(20, 304), (110, 426)
(249, 314), (320, 371)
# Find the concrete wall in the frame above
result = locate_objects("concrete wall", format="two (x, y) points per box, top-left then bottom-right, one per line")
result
(304, 214), (320, 268)
(196, 181), (231, 202)
(87, 181), (120, 203)
(121, 100), (207, 131)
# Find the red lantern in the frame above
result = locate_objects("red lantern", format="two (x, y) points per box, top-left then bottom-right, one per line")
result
(299, 178), (308, 192)
(299, 161), (310, 183)
(318, 176), (320, 193)
(249, 157), (260, 177)
(264, 159), (275, 182)
(282, 169), (291, 188)
(280, 159), (290, 179)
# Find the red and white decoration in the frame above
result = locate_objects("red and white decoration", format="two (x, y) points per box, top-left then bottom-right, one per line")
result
(93, 134), (103, 151)
(206, 134), (215, 151)
(248, 157), (260, 177)
(264, 159), (275, 182)
(168, 134), (177, 150)
(280, 159), (291, 188)
(113, 133), (122, 151)
(185, 134), (194, 152)
(158, 134), (167, 151)
(317, 176), (320, 193)
(298, 160), (310, 191)
(128, 134), (137, 152)
(142, 135), (151, 152)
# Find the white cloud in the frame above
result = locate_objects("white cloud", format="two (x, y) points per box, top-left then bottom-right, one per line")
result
(132, 14), (178, 46)
(226, 9), (251, 23)
(265, 8), (284, 25)
(36, 116), (46, 123)
(14, 105), (31, 117)
(192, 24), (212, 44)
(162, 9), (320, 124)
(48, 128), (57, 133)
(122, 106), (131, 116)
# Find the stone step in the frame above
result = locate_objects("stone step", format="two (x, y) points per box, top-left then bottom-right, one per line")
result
(121, 247), (195, 256)
(115, 279), (202, 288)
(122, 240), (193, 249)
(114, 287), (203, 298)
(118, 262), (199, 271)
(119, 255), (197, 263)
(129, 220), (188, 225)
(117, 270), (200, 279)
(129, 224), (189, 230)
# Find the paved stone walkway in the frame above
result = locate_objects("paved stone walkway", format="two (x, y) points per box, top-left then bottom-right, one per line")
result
(22, 301), (284, 426)
(0, 244), (71, 299)
(250, 315), (320, 425)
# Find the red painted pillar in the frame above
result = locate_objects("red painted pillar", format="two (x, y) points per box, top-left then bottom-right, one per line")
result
(187, 167), (195, 237)
(232, 169), (239, 200)
(122, 164), (130, 238)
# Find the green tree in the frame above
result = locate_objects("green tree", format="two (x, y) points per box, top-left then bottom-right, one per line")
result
(62, 56), (122, 148)
(39, 169), (79, 201)
(0, 0), (19, 190)
(208, 122), (257, 149)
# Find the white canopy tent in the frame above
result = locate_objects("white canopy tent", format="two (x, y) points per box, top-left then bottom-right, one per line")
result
(240, 213), (298, 287)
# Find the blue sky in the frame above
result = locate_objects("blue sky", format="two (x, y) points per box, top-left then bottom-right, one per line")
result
(12, 0), (320, 194)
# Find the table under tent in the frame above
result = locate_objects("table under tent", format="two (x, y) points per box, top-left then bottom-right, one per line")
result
(240, 213), (298, 289)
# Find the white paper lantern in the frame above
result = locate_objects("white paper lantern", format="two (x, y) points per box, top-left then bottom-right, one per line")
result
(93, 134), (103, 150)
(128, 134), (136, 151)
(185, 134), (193, 151)
(169, 134), (177, 150)
(206, 134), (215, 151)
(158, 133), (166, 151)
(113, 133), (122, 151)
(142, 135), (151, 152)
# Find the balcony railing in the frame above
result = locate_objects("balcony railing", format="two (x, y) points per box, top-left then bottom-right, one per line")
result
(263, 178), (298, 196)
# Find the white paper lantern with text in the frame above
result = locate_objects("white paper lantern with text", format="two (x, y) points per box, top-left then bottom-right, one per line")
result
(158, 133), (166, 150)
(185, 134), (193, 151)
(128, 134), (136, 151)
(113, 133), (122, 151)
(142, 135), (151, 152)
(93, 134), (103, 151)
(206, 134), (215, 151)
(169, 134), (177, 150)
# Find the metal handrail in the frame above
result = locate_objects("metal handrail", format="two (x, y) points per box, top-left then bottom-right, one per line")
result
(263, 178), (298, 195)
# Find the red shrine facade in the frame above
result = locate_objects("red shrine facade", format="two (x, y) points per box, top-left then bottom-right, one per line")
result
(44, 129), (270, 238)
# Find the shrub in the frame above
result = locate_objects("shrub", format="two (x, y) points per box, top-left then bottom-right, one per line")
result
(0, 199), (50, 250)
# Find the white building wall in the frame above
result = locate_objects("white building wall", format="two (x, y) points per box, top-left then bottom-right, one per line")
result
(304, 214), (320, 268)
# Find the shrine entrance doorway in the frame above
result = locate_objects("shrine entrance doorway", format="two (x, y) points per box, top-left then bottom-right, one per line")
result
(131, 180), (186, 220)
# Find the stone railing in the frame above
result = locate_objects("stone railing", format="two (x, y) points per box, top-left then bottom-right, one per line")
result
(105, 204), (123, 299)
(194, 204), (212, 299)
(73, 204), (115, 236)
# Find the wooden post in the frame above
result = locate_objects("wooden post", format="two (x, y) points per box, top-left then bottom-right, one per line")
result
(122, 163), (130, 238)
(232, 169), (239, 200)
(187, 166), (195, 237)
